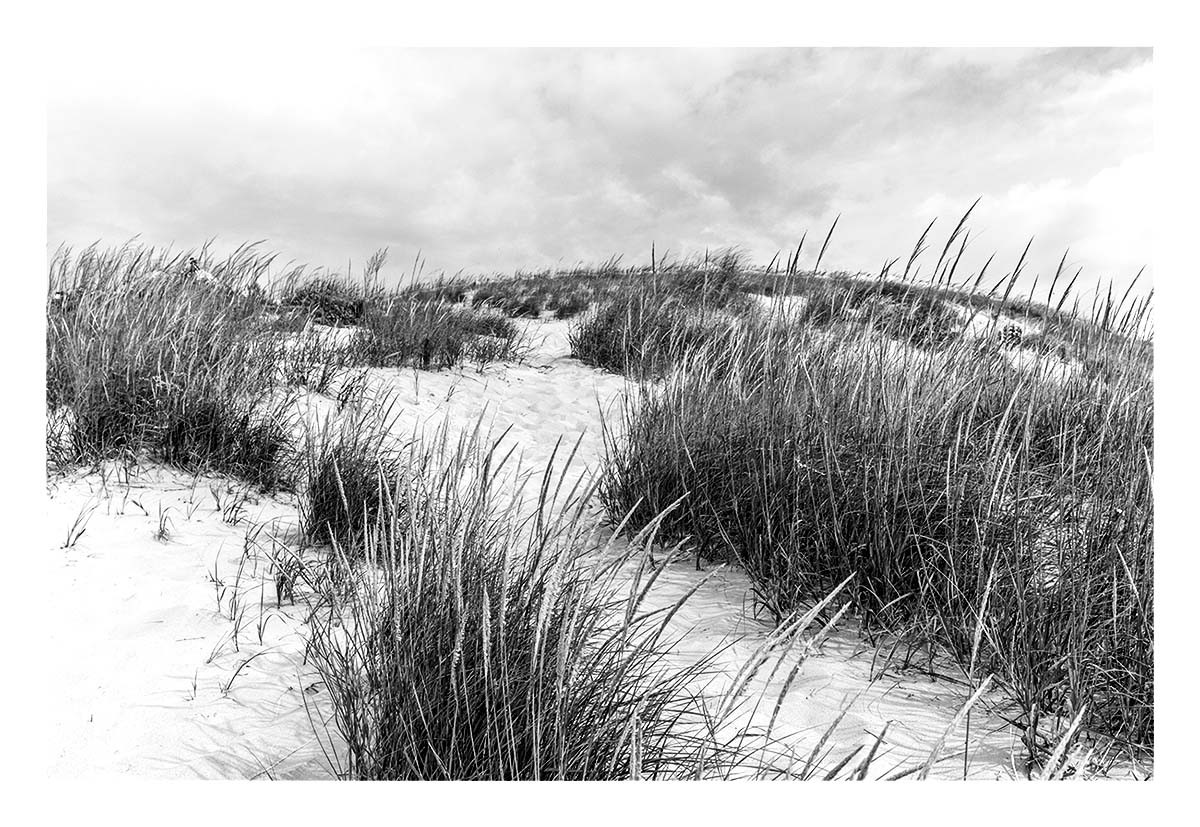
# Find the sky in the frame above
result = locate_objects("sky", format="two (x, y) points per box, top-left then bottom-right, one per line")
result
(47, 47), (1153, 299)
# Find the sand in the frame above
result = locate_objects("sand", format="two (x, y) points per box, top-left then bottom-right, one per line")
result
(44, 317), (1124, 779)
(45, 466), (332, 778)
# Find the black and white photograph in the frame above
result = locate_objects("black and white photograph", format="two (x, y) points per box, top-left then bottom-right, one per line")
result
(11, 2), (1193, 815)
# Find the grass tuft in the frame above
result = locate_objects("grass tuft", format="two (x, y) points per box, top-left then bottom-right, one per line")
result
(302, 423), (858, 779)
(597, 241), (1153, 760)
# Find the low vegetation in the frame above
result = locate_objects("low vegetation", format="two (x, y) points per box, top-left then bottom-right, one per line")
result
(568, 289), (728, 377)
(567, 254), (758, 376)
(354, 300), (524, 369)
(462, 261), (629, 319)
(46, 243), (295, 487)
(597, 235), (1154, 765)
(45, 228), (1153, 778)
(300, 419), (865, 779)
(297, 397), (408, 552)
(47, 243), (528, 483)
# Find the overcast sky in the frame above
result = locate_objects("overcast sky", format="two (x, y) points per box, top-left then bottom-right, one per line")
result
(48, 47), (1152, 298)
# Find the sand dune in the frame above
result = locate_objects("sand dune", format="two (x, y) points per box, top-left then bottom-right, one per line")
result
(45, 317), (1141, 779)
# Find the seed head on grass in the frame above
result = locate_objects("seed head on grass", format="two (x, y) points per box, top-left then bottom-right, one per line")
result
(302, 419), (854, 779)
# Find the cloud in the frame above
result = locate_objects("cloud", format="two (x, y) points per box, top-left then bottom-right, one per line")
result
(48, 48), (1152, 297)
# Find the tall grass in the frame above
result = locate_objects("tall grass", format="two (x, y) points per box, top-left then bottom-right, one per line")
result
(445, 255), (751, 327)
(277, 247), (390, 326)
(281, 275), (374, 326)
(462, 261), (629, 319)
(276, 251), (528, 371)
(353, 299), (526, 369)
(47, 244), (533, 482)
(568, 291), (727, 377)
(568, 261), (755, 376)
(46, 243), (296, 488)
(300, 417), (864, 779)
(598, 256), (1153, 761)
(297, 398), (409, 553)
(46, 235), (1152, 776)
(788, 277), (964, 348)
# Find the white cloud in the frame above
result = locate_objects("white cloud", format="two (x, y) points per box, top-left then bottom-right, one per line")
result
(48, 48), (1152, 298)
(917, 152), (1152, 300)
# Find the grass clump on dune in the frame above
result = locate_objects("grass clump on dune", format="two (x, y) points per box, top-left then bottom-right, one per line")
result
(598, 236), (1153, 764)
(568, 290), (723, 377)
(280, 275), (372, 326)
(278, 251), (528, 372)
(403, 276), (470, 306)
(464, 261), (628, 319)
(789, 277), (964, 347)
(305, 435), (679, 779)
(568, 258), (755, 376)
(301, 421), (861, 780)
(298, 399), (409, 553)
(46, 242), (295, 488)
(353, 299), (525, 370)
(278, 248), (391, 326)
(45, 243), (529, 486)
(472, 286), (544, 318)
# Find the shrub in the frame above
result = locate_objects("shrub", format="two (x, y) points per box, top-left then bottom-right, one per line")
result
(552, 290), (592, 319)
(280, 276), (370, 326)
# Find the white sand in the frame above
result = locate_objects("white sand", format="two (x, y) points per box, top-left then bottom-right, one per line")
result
(946, 302), (1042, 340)
(44, 317), (1128, 779)
(747, 292), (810, 319)
(45, 468), (334, 778)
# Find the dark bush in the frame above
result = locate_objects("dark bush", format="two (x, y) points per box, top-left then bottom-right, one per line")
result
(354, 300), (524, 370)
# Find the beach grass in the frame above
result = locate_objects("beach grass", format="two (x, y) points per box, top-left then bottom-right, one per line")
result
(596, 250), (1153, 762)
(300, 420), (861, 779)
(44, 232), (1153, 777)
(46, 242), (296, 487)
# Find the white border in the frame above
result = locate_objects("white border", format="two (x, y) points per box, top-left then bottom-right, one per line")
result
(4, 1), (1194, 821)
